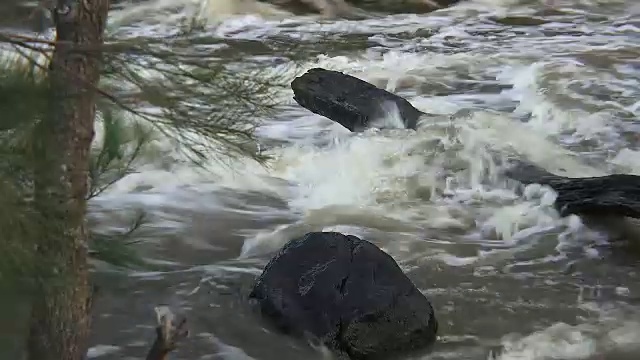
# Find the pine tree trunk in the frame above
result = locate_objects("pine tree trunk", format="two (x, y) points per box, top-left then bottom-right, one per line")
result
(27, 1), (110, 360)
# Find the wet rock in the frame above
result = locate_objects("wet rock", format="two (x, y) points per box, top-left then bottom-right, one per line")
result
(261, 0), (462, 16)
(264, 0), (362, 17)
(249, 232), (438, 359)
(346, 0), (461, 14)
(291, 68), (424, 131)
(505, 159), (640, 218)
(491, 16), (549, 26)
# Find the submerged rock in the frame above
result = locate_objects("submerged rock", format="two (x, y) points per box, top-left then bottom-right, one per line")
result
(249, 232), (438, 359)
(491, 15), (549, 26)
(346, 0), (461, 14)
(260, 0), (461, 16)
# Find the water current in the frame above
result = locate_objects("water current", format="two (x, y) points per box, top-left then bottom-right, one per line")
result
(9, 0), (640, 359)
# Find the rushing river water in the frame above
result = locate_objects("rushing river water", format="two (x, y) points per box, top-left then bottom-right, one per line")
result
(11, 0), (640, 359)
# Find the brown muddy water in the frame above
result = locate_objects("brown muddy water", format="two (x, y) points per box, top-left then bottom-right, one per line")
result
(4, 0), (640, 359)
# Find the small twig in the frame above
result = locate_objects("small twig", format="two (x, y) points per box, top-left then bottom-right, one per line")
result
(145, 307), (189, 360)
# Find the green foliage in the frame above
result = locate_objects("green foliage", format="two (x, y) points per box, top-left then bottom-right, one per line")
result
(88, 105), (157, 271)
(0, 55), (152, 285)
(0, 27), (290, 281)
(89, 211), (148, 268)
(0, 56), (47, 288)
(89, 105), (153, 199)
(100, 35), (287, 165)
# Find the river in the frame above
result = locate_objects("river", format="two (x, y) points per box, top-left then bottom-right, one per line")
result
(9, 0), (640, 359)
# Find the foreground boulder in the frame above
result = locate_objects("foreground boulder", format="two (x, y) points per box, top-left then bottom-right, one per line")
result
(291, 67), (640, 220)
(249, 232), (438, 359)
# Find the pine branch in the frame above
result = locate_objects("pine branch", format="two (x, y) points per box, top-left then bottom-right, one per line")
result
(0, 26), (290, 274)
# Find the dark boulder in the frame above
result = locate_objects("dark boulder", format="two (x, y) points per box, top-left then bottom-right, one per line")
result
(291, 68), (425, 131)
(505, 159), (640, 218)
(249, 231), (438, 359)
(259, 0), (462, 16)
(346, 0), (462, 14)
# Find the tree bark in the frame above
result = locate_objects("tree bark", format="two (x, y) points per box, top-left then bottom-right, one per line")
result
(27, 1), (109, 360)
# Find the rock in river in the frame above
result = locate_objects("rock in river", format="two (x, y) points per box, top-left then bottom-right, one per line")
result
(291, 67), (640, 221)
(291, 68), (424, 131)
(249, 232), (438, 359)
(263, 0), (462, 17)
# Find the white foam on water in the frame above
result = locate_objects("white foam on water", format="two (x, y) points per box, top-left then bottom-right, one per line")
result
(235, 104), (607, 257)
(492, 307), (640, 360)
(457, 0), (631, 14)
(109, 0), (291, 29)
(611, 148), (640, 175)
(493, 323), (599, 360)
(498, 62), (622, 145)
(86, 345), (121, 358)
(85, 41), (620, 258)
(199, 332), (258, 360)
